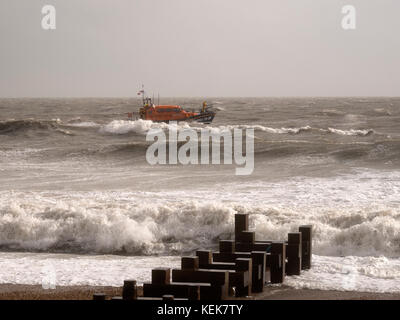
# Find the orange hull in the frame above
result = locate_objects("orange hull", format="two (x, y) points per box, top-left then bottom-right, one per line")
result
(140, 105), (199, 122)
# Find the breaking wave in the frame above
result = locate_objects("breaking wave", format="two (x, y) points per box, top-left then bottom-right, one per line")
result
(0, 119), (71, 135)
(99, 119), (191, 135)
(66, 121), (100, 128)
(99, 120), (375, 138)
(0, 189), (398, 257)
(0, 118), (376, 139)
(325, 128), (374, 137)
(207, 125), (312, 135)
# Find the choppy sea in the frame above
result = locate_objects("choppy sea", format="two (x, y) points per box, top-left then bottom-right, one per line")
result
(0, 97), (399, 292)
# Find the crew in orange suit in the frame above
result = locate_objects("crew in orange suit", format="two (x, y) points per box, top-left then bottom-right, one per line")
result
(202, 101), (207, 113)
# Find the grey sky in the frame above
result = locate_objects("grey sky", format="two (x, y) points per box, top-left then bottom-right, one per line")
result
(0, 0), (399, 97)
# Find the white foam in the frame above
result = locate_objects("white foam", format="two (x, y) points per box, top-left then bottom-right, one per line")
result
(286, 255), (400, 293)
(99, 119), (191, 135)
(326, 128), (374, 136)
(0, 252), (398, 292)
(98, 120), (374, 137)
(202, 125), (312, 135)
(0, 252), (179, 287)
(66, 122), (100, 128)
(0, 191), (236, 254)
(0, 169), (399, 257)
(0, 169), (399, 292)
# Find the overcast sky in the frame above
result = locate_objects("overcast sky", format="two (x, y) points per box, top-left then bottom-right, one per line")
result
(0, 0), (399, 97)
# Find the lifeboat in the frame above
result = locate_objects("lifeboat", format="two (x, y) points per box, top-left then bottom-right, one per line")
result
(133, 88), (216, 124)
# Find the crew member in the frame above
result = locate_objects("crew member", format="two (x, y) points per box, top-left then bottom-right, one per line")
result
(202, 101), (207, 113)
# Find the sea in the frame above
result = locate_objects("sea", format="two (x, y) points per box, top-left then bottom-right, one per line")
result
(0, 97), (399, 292)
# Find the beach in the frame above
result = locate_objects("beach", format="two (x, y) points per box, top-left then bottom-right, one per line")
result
(0, 284), (399, 300)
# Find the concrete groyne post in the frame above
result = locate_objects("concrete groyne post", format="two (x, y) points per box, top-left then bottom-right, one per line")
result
(188, 286), (200, 300)
(181, 257), (199, 270)
(299, 225), (312, 269)
(235, 214), (249, 241)
(270, 242), (286, 283)
(235, 258), (252, 296)
(220, 240), (235, 253)
(152, 268), (171, 285)
(239, 231), (256, 243)
(286, 233), (302, 276)
(122, 279), (137, 300)
(251, 251), (266, 292)
(196, 250), (212, 267)
(93, 293), (106, 300)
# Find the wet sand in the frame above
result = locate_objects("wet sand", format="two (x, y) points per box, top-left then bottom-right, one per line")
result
(249, 286), (400, 300)
(0, 284), (399, 300)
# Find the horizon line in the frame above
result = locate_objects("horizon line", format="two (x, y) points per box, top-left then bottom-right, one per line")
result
(1, 95), (399, 99)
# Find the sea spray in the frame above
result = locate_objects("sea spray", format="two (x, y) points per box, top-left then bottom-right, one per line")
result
(0, 185), (398, 257)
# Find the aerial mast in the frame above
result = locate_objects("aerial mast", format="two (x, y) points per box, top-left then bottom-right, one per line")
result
(141, 84), (145, 105)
